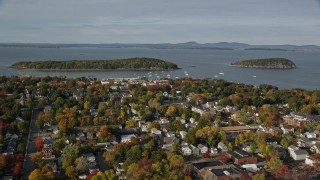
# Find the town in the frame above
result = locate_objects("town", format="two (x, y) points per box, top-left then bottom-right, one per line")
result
(1, 76), (320, 180)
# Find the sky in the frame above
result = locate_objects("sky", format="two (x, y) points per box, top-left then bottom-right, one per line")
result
(0, 0), (319, 45)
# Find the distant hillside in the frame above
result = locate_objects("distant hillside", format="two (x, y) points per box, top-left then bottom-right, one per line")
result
(1, 42), (320, 51)
(231, 58), (296, 69)
(11, 58), (179, 70)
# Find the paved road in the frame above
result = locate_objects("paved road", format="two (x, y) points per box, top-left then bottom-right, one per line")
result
(22, 110), (40, 180)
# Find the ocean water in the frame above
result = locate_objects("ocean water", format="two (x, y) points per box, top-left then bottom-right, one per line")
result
(0, 47), (320, 90)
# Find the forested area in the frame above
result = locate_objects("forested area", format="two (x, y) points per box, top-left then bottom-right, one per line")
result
(231, 58), (296, 68)
(11, 58), (178, 70)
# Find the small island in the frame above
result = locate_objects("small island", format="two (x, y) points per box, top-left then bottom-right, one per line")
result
(230, 58), (296, 69)
(11, 57), (179, 70)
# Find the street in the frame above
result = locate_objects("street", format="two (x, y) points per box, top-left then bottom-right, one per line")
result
(22, 110), (40, 180)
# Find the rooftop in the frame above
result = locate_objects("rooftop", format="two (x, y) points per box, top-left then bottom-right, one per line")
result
(193, 160), (224, 170)
(211, 167), (240, 177)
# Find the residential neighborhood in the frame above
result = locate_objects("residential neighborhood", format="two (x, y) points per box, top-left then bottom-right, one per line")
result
(1, 76), (320, 179)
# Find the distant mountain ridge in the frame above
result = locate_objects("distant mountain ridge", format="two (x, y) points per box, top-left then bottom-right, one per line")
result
(0, 42), (319, 51)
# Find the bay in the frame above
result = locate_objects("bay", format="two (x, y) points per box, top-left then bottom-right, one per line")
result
(0, 47), (320, 90)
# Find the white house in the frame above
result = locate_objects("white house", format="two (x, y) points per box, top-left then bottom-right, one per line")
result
(182, 146), (192, 156)
(210, 147), (218, 155)
(217, 142), (228, 152)
(197, 144), (208, 154)
(179, 131), (187, 139)
(304, 132), (317, 139)
(305, 155), (315, 166)
(281, 125), (295, 134)
(121, 134), (136, 143)
(189, 118), (196, 124)
(150, 128), (162, 135)
(290, 149), (309, 161)
(288, 145), (299, 155)
(310, 143), (320, 154)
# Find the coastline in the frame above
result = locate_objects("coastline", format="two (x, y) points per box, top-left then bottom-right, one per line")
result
(229, 64), (296, 69)
(10, 66), (180, 71)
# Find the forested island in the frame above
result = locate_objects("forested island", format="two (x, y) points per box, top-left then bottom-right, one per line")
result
(11, 57), (179, 70)
(230, 58), (296, 69)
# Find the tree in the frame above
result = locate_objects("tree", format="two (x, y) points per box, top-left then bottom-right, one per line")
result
(0, 154), (6, 169)
(266, 153), (282, 170)
(16, 142), (26, 153)
(105, 169), (118, 180)
(125, 119), (138, 128)
(185, 128), (197, 145)
(35, 137), (44, 150)
(252, 172), (265, 180)
(124, 145), (142, 169)
(99, 125), (112, 140)
(169, 154), (184, 169)
(65, 166), (77, 180)
(75, 157), (89, 174)
(31, 152), (44, 168)
(249, 144), (256, 154)
(17, 121), (29, 134)
(280, 138), (289, 149)
(28, 169), (43, 180)
(13, 162), (23, 176)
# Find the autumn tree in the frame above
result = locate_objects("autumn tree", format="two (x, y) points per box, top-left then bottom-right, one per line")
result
(99, 125), (112, 141)
(35, 137), (44, 150)
(31, 152), (44, 168)
(28, 169), (43, 180)
(65, 166), (77, 180)
(0, 154), (6, 169)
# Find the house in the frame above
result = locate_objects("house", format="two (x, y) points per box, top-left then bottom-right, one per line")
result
(210, 147), (219, 155)
(291, 149), (309, 160)
(297, 138), (320, 148)
(226, 147), (257, 165)
(268, 127), (280, 136)
(242, 164), (261, 172)
(288, 145), (299, 154)
(217, 142), (228, 152)
(121, 134), (136, 143)
(182, 146), (192, 156)
(201, 167), (242, 180)
(305, 155), (315, 166)
(163, 136), (179, 145)
(43, 105), (52, 114)
(198, 144), (208, 154)
(42, 147), (55, 159)
(179, 131), (187, 139)
(282, 112), (311, 127)
(310, 143), (320, 154)
(191, 160), (243, 180)
(150, 128), (162, 135)
(241, 144), (251, 153)
(281, 125), (295, 134)
(160, 118), (169, 124)
(89, 162), (99, 174)
(189, 118), (196, 124)
(165, 132), (175, 137)
(82, 153), (95, 162)
(190, 145), (200, 156)
(162, 144), (173, 152)
(78, 174), (87, 179)
(304, 132), (317, 139)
